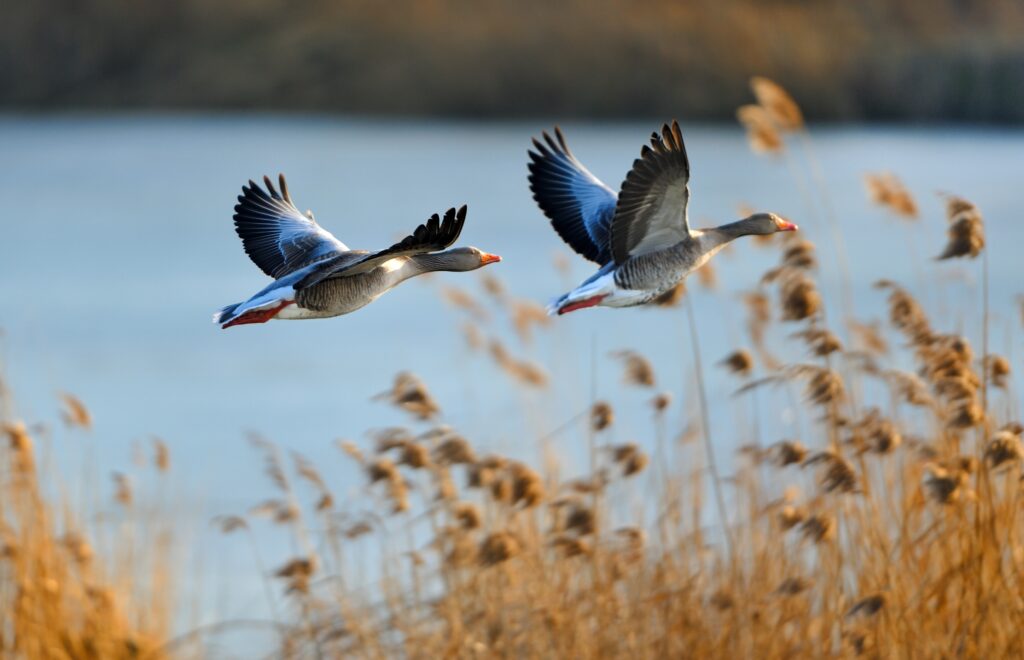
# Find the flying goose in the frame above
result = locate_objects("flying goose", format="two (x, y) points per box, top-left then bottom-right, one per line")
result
(528, 121), (797, 315)
(214, 175), (501, 329)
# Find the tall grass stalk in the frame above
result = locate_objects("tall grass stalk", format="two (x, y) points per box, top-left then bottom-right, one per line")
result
(684, 294), (734, 556)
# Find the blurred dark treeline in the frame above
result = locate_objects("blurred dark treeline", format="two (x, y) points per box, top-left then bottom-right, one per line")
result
(4, 0), (1024, 122)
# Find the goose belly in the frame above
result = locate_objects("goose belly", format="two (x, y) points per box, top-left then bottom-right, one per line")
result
(561, 271), (657, 309)
(287, 271), (391, 319)
(275, 304), (349, 320)
(612, 243), (719, 302)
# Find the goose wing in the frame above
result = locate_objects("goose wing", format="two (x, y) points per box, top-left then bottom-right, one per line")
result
(528, 127), (617, 265)
(294, 206), (467, 291)
(609, 121), (692, 264)
(233, 174), (349, 278)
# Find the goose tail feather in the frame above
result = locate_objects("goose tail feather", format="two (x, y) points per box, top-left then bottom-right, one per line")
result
(213, 302), (241, 325)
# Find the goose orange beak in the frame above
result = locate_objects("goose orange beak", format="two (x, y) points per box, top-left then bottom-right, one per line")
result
(778, 220), (798, 232)
(480, 252), (502, 265)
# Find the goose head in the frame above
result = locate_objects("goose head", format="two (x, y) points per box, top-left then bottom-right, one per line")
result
(740, 212), (798, 235)
(426, 247), (502, 272)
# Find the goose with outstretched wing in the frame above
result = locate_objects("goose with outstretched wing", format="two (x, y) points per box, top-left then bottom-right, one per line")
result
(528, 121), (797, 315)
(214, 175), (500, 329)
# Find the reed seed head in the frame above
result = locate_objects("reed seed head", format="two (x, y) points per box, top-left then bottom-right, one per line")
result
(720, 349), (754, 377)
(434, 435), (476, 465)
(946, 400), (984, 429)
(5, 422), (34, 472)
(737, 104), (784, 154)
(479, 532), (520, 567)
(112, 472), (133, 507)
(489, 475), (513, 504)
(876, 280), (932, 344)
(480, 273), (505, 300)
(956, 455), (979, 475)
(794, 328), (842, 356)
(565, 505), (596, 536)
(799, 367), (845, 407)
(986, 355), (1011, 389)
(510, 300), (551, 343)
(293, 451), (328, 492)
(923, 464), (969, 505)
(391, 480), (410, 513)
(849, 320), (889, 355)
(750, 77), (805, 131)
(400, 442), (430, 469)
(855, 409), (902, 454)
(985, 431), (1023, 468)
(344, 521), (373, 539)
(440, 286), (489, 320)
(710, 589), (736, 611)
(152, 437), (170, 472)
(61, 532), (94, 566)
(213, 515), (248, 534)
(336, 440), (364, 463)
(847, 594), (886, 618)
(59, 392), (92, 430)
(776, 576), (811, 596)
(551, 535), (591, 558)
(490, 340), (550, 387)
(780, 273), (821, 321)
(462, 322), (484, 351)
(782, 241), (817, 270)
(611, 350), (656, 388)
(591, 402), (614, 431)
(367, 458), (399, 484)
(886, 371), (933, 408)
(614, 527), (646, 550)
(773, 440), (808, 467)
(937, 195), (984, 260)
(454, 502), (482, 530)
(611, 443), (638, 464)
(799, 514), (835, 543)
(377, 372), (440, 420)
(806, 451), (859, 494)
(622, 452), (649, 477)
(865, 173), (918, 219)
(467, 464), (494, 489)
(444, 533), (477, 568)
(509, 462), (544, 507)
(275, 557), (317, 594)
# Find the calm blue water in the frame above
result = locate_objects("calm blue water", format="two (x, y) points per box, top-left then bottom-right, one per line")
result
(1, 116), (1022, 634)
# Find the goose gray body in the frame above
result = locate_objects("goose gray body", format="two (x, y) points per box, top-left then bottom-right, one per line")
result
(288, 253), (468, 317)
(529, 121), (797, 315)
(214, 175), (500, 329)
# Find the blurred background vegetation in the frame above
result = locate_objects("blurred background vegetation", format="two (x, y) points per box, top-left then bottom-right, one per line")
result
(5, 0), (1024, 121)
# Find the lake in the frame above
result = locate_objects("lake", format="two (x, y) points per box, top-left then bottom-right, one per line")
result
(1, 116), (1021, 633)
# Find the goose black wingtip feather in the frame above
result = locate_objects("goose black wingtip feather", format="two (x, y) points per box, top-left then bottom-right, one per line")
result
(261, 174), (287, 202)
(608, 120), (693, 264)
(385, 204), (468, 254)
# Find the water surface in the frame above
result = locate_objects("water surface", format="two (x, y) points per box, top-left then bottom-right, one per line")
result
(1, 116), (1021, 629)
